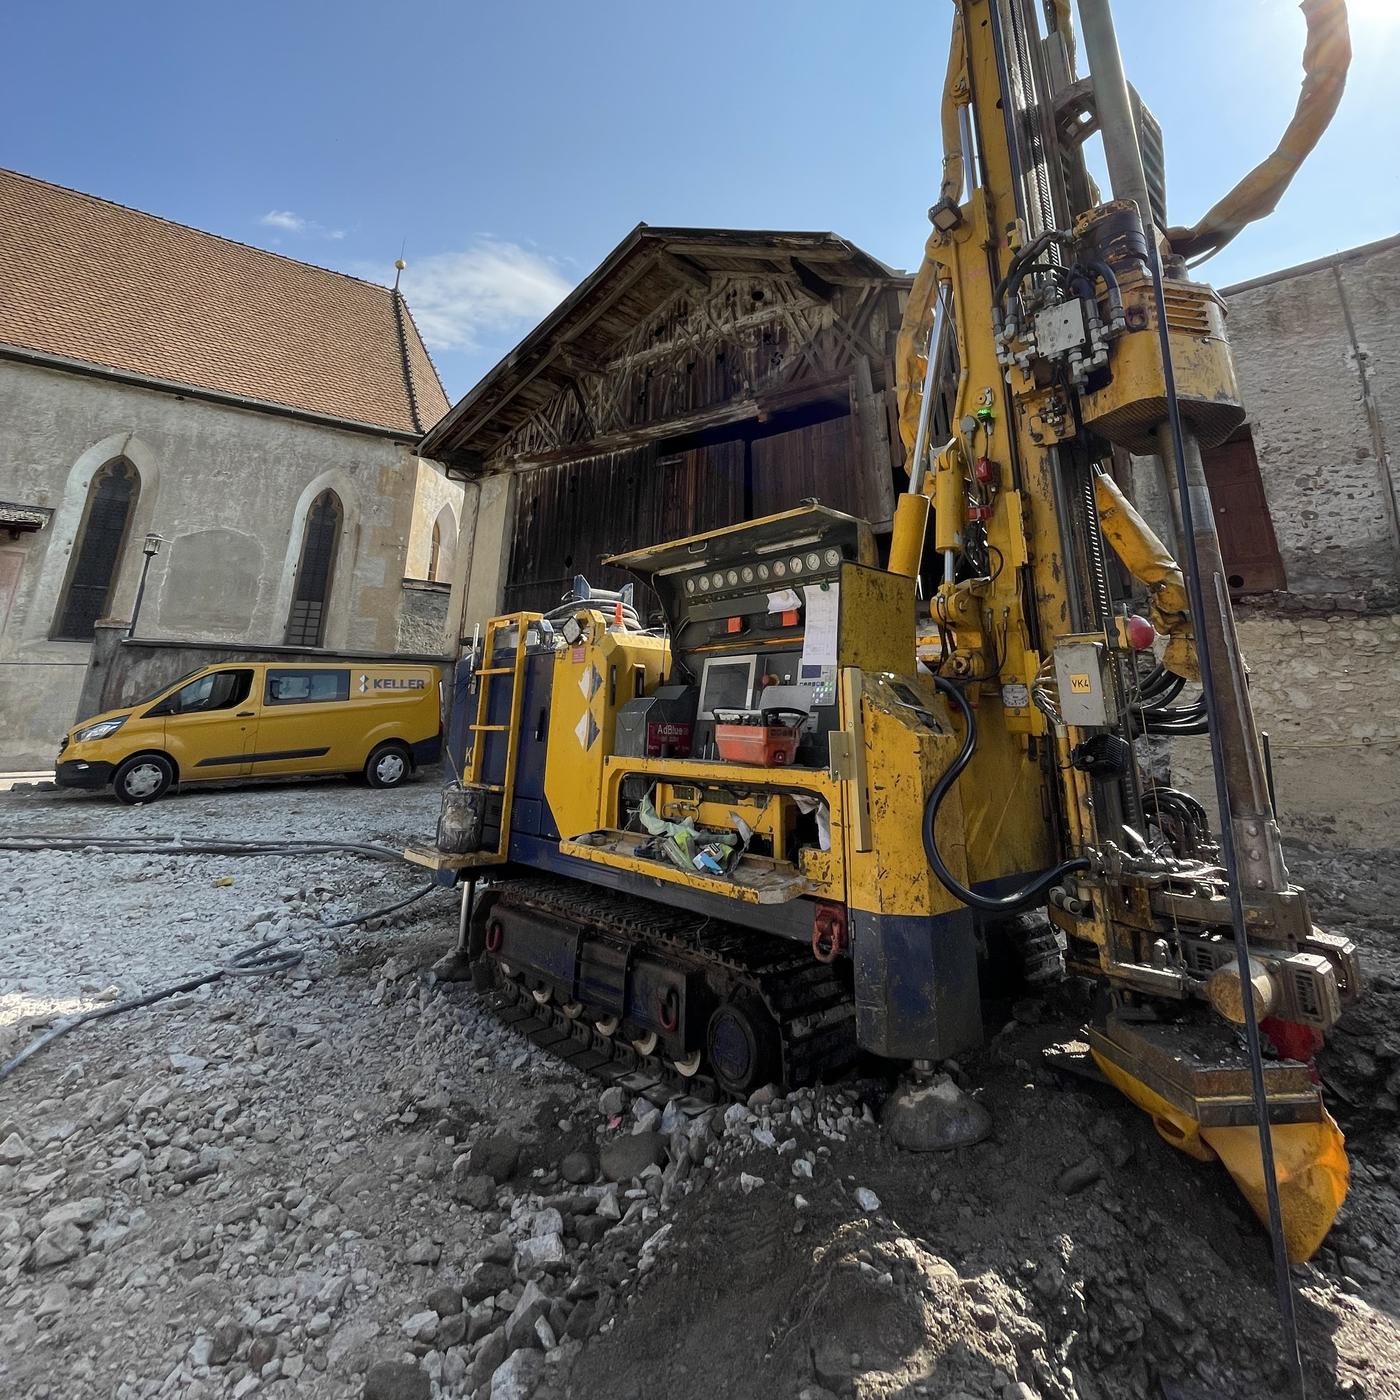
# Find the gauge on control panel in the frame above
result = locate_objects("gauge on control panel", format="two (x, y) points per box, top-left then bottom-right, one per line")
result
(772, 559), (786, 577)
(757, 563), (770, 581)
(699, 574), (711, 592)
(726, 569), (739, 586)
(790, 556), (804, 574)
(805, 552), (821, 571)
(741, 565), (754, 583)
(824, 547), (841, 568)
(686, 577), (697, 594)
(711, 572), (725, 590)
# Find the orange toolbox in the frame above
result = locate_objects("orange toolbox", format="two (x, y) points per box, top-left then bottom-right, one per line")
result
(712, 708), (806, 767)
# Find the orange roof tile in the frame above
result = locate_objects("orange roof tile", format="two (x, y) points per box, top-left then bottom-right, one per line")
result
(0, 168), (449, 435)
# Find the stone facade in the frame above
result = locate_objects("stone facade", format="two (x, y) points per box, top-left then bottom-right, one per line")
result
(0, 358), (462, 769)
(1165, 237), (1400, 849)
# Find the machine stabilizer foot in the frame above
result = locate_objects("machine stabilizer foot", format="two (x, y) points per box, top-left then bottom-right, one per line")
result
(882, 1072), (992, 1152)
(431, 949), (476, 982)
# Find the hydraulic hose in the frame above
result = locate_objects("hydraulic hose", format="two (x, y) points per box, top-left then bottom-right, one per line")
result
(0, 837), (444, 1082)
(0, 835), (405, 861)
(923, 676), (1090, 913)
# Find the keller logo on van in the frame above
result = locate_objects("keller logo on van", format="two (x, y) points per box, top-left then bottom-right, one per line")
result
(359, 672), (426, 693)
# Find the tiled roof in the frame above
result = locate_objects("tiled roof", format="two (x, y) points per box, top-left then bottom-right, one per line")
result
(0, 168), (449, 435)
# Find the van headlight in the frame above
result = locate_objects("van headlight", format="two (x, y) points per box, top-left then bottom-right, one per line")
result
(74, 717), (127, 743)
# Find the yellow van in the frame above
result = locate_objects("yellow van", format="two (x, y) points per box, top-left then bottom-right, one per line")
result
(56, 661), (442, 804)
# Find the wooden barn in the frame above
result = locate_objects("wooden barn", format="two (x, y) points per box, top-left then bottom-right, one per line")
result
(418, 225), (912, 624)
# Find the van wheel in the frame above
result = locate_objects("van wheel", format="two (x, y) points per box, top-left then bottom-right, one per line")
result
(365, 743), (410, 789)
(114, 754), (174, 805)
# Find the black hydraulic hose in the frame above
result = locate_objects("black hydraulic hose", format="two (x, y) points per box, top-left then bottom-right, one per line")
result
(0, 837), (445, 1082)
(923, 676), (1090, 912)
(0, 835), (405, 861)
(0, 938), (298, 1084)
(322, 883), (438, 928)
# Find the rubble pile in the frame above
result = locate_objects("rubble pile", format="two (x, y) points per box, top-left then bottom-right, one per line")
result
(1, 784), (1398, 1399)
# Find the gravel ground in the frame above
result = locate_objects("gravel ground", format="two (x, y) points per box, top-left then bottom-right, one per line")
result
(1, 775), (1397, 1400)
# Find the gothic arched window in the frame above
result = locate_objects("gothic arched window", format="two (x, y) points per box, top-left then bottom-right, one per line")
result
(54, 458), (139, 640)
(284, 490), (342, 647)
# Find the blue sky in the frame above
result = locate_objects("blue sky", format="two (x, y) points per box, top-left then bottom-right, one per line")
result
(4, 1), (1397, 403)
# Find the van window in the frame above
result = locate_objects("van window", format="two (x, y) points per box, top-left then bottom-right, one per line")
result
(265, 668), (350, 705)
(150, 669), (254, 717)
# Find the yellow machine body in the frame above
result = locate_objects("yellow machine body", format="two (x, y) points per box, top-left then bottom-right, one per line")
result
(424, 0), (1358, 1263)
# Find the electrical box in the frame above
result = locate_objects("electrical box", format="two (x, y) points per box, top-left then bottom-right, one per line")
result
(1054, 639), (1116, 727)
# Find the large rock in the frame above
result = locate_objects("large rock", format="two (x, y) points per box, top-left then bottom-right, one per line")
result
(466, 1327), (508, 1393)
(464, 1261), (513, 1302)
(599, 1131), (666, 1182)
(491, 1348), (545, 1400)
(560, 1151), (595, 1185)
(40, 1198), (104, 1230)
(515, 1232), (566, 1277)
(504, 1280), (552, 1352)
(0, 1133), (32, 1166)
(363, 1360), (430, 1400)
(469, 1134), (521, 1183)
(32, 1223), (84, 1268)
(880, 1075), (991, 1152)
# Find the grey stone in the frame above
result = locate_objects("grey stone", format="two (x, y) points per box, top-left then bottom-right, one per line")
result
(210, 1321), (244, 1365)
(427, 1284), (462, 1317)
(466, 1303), (495, 1344)
(813, 1337), (855, 1391)
(463, 1261), (512, 1302)
(400, 1309), (438, 1342)
(560, 1151), (594, 1185)
(437, 1312), (467, 1348)
(599, 1131), (666, 1182)
(527, 1207), (564, 1239)
(514, 1232), (566, 1276)
(33, 1282), (69, 1319)
(598, 1086), (628, 1117)
(32, 1222), (84, 1268)
(469, 1134), (521, 1183)
(1056, 1156), (1101, 1195)
(40, 1197), (104, 1230)
(491, 1348), (545, 1400)
(404, 1237), (441, 1265)
(363, 1360), (430, 1400)
(853, 1187), (881, 1213)
(466, 1327), (508, 1393)
(0, 1133), (32, 1166)
(450, 1171), (495, 1209)
(480, 1231), (514, 1265)
(504, 1279), (551, 1351)
(880, 1075), (992, 1152)
(248, 1337), (277, 1370)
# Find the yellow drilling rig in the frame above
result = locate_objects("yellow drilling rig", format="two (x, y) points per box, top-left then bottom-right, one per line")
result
(414, 0), (1358, 1266)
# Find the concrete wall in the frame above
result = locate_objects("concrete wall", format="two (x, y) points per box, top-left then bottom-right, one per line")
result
(0, 358), (464, 768)
(453, 472), (517, 641)
(1169, 611), (1400, 849)
(396, 581), (452, 653)
(1157, 238), (1400, 851)
(1223, 239), (1400, 604)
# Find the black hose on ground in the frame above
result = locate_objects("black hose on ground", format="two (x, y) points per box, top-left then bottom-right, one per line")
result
(922, 676), (1091, 913)
(0, 836), (405, 861)
(0, 938), (298, 1083)
(0, 840), (445, 1083)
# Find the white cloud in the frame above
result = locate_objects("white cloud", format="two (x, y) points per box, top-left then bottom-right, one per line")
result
(260, 209), (305, 233)
(396, 241), (573, 352)
(259, 210), (347, 241)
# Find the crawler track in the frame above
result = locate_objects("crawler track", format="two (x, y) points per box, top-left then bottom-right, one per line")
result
(473, 873), (856, 1101)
